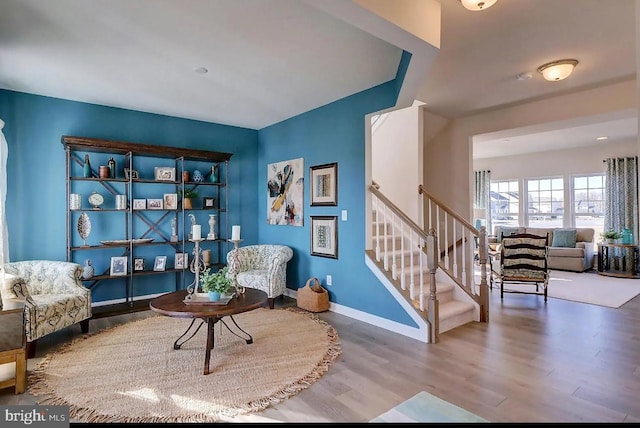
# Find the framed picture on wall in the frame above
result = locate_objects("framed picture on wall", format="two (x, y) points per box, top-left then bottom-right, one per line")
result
(310, 162), (337, 206)
(310, 215), (338, 259)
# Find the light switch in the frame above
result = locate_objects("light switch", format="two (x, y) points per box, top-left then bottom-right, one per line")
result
(341, 210), (348, 221)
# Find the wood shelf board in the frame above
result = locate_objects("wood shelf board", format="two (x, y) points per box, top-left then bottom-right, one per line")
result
(62, 136), (232, 162)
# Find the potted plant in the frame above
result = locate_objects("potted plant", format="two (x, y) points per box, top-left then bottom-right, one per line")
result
(199, 266), (233, 301)
(601, 229), (621, 243)
(178, 188), (198, 209)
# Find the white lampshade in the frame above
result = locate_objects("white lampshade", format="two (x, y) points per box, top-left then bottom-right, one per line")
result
(474, 208), (487, 220)
(537, 59), (579, 82)
(460, 0), (498, 11)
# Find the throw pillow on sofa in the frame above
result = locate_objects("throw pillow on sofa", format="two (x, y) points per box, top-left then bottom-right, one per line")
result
(497, 227), (521, 243)
(552, 228), (577, 248)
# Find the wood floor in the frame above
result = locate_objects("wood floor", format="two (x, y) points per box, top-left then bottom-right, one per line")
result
(1, 285), (640, 423)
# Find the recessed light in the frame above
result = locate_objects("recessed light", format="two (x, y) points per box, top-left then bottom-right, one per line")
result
(193, 67), (208, 74)
(596, 136), (608, 141)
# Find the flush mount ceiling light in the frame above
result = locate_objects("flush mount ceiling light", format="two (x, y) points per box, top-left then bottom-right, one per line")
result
(459, 0), (498, 11)
(536, 59), (579, 82)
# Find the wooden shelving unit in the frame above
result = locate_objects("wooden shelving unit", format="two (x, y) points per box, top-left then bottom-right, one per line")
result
(62, 136), (233, 317)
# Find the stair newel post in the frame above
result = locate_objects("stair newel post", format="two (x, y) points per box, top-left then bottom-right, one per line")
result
(478, 226), (489, 322)
(426, 228), (439, 344)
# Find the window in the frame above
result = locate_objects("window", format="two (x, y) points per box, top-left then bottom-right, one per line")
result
(490, 180), (519, 229)
(573, 174), (605, 241)
(526, 177), (563, 228)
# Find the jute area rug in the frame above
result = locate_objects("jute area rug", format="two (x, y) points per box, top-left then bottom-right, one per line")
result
(28, 307), (341, 423)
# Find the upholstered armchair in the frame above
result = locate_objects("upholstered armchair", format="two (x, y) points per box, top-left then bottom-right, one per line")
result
(1, 260), (92, 357)
(226, 245), (293, 309)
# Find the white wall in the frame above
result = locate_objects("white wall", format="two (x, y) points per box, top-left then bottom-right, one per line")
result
(422, 79), (638, 221)
(474, 139), (637, 180)
(372, 100), (423, 223)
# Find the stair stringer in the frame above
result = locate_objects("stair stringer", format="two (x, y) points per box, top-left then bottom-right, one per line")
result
(364, 254), (430, 343)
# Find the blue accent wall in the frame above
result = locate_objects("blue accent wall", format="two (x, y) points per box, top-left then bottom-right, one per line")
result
(1, 49), (418, 326)
(258, 80), (416, 326)
(0, 90), (259, 303)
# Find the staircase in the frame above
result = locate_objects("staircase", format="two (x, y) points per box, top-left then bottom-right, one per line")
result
(367, 184), (490, 343)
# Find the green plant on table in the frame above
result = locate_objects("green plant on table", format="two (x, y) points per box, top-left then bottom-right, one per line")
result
(200, 266), (233, 294)
(601, 229), (622, 240)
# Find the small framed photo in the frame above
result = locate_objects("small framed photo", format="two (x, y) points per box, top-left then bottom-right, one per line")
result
(203, 197), (215, 209)
(124, 168), (139, 180)
(164, 193), (178, 210)
(134, 258), (145, 271)
(310, 162), (338, 206)
(310, 215), (338, 259)
(133, 199), (146, 210)
(154, 255), (167, 272)
(154, 167), (176, 182)
(174, 253), (188, 269)
(147, 198), (163, 210)
(110, 256), (128, 276)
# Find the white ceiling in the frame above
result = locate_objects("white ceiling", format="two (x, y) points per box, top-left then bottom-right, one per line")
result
(0, 0), (637, 154)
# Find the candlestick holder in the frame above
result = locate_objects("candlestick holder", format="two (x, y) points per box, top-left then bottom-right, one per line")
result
(228, 239), (245, 294)
(229, 239), (243, 250)
(185, 238), (206, 300)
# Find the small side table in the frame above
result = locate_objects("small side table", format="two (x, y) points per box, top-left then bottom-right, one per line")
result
(597, 242), (640, 279)
(0, 299), (27, 394)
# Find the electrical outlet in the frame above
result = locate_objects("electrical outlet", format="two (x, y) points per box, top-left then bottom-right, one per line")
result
(326, 274), (332, 286)
(341, 210), (348, 221)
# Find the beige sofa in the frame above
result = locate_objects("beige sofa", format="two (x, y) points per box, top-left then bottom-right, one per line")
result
(490, 226), (595, 272)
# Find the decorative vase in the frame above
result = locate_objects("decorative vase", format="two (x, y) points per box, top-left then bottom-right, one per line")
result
(77, 212), (91, 246)
(208, 291), (221, 301)
(83, 154), (92, 178)
(207, 214), (217, 240)
(621, 228), (633, 244)
(183, 198), (193, 210)
(82, 259), (95, 279)
(108, 157), (116, 178)
(192, 169), (204, 182)
(210, 165), (218, 183)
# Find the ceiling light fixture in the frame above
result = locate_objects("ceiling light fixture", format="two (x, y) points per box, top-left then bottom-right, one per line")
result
(536, 59), (578, 82)
(596, 136), (609, 141)
(459, 0), (498, 11)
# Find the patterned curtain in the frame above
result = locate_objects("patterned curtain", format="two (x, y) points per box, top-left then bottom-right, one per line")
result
(605, 157), (638, 240)
(474, 170), (491, 233)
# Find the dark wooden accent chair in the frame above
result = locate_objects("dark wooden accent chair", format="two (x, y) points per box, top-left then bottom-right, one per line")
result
(498, 233), (550, 302)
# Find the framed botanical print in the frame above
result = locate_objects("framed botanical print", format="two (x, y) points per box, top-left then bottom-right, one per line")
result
(310, 215), (338, 259)
(310, 162), (337, 206)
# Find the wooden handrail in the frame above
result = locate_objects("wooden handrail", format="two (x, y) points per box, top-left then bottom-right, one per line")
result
(418, 185), (477, 232)
(370, 185), (428, 240)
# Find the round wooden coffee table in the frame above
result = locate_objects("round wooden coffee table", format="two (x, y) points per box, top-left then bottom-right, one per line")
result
(149, 288), (268, 374)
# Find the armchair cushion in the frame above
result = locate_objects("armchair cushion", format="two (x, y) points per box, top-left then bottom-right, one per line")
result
(227, 245), (293, 304)
(2, 261), (91, 343)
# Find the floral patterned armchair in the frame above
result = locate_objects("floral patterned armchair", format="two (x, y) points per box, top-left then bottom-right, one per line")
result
(226, 245), (293, 309)
(1, 260), (92, 357)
